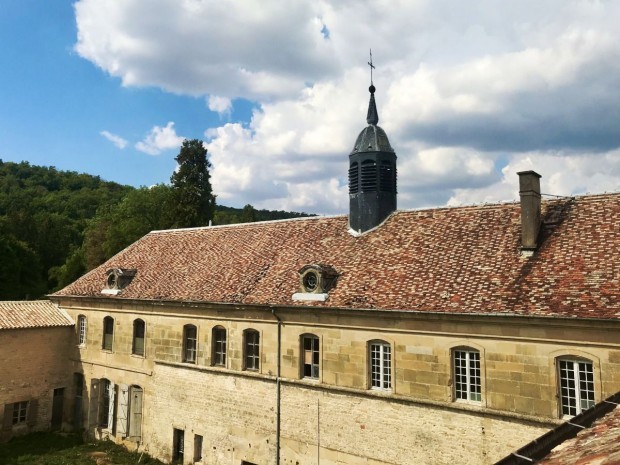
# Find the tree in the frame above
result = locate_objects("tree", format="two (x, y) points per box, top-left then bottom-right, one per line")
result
(240, 204), (257, 223)
(170, 139), (216, 228)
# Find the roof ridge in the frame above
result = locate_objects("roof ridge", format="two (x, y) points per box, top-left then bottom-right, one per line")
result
(149, 213), (347, 234)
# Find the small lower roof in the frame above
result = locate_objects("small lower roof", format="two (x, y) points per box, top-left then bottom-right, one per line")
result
(0, 300), (74, 330)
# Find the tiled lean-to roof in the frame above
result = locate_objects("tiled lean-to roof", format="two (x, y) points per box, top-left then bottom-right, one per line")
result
(54, 193), (620, 319)
(0, 300), (74, 330)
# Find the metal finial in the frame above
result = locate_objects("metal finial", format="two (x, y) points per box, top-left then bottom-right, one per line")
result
(368, 49), (375, 87)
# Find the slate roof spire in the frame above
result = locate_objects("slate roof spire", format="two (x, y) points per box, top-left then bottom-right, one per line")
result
(348, 50), (397, 234)
(366, 85), (379, 125)
(366, 50), (378, 125)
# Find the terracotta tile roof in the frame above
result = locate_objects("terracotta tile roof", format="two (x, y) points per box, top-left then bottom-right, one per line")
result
(0, 300), (74, 330)
(53, 193), (620, 319)
(536, 405), (620, 464)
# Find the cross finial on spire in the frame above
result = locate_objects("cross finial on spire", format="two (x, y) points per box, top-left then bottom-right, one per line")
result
(368, 49), (375, 86)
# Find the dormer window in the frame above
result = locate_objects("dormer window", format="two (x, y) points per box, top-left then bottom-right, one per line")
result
(101, 268), (137, 295)
(294, 264), (338, 302)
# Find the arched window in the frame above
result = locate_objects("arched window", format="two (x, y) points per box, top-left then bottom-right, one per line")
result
(360, 159), (377, 192)
(183, 325), (197, 363)
(77, 315), (87, 346)
(99, 378), (114, 429)
(369, 340), (391, 390)
(243, 329), (260, 371)
(557, 357), (595, 417)
(453, 347), (481, 403)
(348, 162), (359, 194)
(212, 326), (227, 366)
(301, 334), (320, 379)
(132, 319), (145, 356)
(102, 316), (114, 351)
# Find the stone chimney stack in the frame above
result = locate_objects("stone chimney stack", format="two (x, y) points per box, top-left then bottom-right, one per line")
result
(517, 170), (542, 255)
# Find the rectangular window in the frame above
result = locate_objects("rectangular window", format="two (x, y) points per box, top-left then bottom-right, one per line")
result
(559, 359), (595, 417)
(12, 401), (28, 425)
(102, 317), (114, 351)
(173, 428), (184, 464)
(244, 330), (260, 371)
(213, 327), (227, 366)
(454, 349), (481, 402)
(193, 434), (203, 462)
(78, 316), (87, 346)
(183, 325), (197, 363)
(370, 342), (391, 390)
(302, 335), (320, 379)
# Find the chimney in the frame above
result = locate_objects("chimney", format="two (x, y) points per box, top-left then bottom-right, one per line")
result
(517, 170), (541, 256)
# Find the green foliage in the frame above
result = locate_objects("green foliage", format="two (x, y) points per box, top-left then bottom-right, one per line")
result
(0, 161), (130, 299)
(0, 157), (312, 299)
(170, 139), (215, 228)
(0, 432), (164, 465)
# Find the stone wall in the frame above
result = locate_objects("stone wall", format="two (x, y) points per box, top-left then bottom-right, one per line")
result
(57, 299), (620, 464)
(0, 326), (73, 441)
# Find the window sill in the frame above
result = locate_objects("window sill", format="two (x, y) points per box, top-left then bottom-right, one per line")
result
(130, 353), (146, 359)
(101, 349), (114, 354)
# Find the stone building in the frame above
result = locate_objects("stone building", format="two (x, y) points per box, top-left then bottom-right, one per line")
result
(2, 82), (618, 464)
(45, 83), (620, 465)
(0, 301), (73, 441)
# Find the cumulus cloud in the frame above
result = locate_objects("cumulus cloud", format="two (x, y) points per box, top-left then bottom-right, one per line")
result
(75, 0), (620, 213)
(207, 95), (232, 116)
(100, 130), (128, 149)
(135, 122), (184, 156)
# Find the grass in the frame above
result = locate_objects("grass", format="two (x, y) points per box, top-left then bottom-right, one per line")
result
(0, 432), (165, 465)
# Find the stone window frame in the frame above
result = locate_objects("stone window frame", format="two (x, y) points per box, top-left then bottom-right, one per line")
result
(549, 349), (601, 420)
(132, 319), (146, 357)
(182, 324), (198, 364)
(555, 355), (596, 419)
(102, 316), (114, 352)
(300, 333), (321, 380)
(77, 315), (87, 346)
(452, 346), (482, 404)
(12, 401), (28, 425)
(212, 326), (227, 367)
(243, 329), (260, 372)
(369, 340), (392, 391)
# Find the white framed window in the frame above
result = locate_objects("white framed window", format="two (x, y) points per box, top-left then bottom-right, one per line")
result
(77, 315), (87, 346)
(212, 326), (227, 366)
(453, 349), (481, 402)
(12, 401), (28, 425)
(99, 378), (114, 429)
(302, 334), (320, 379)
(558, 359), (595, 417)
(370, 341), (391, 390)
(183, 325), (197, 363)
(244, 329), (260, 371)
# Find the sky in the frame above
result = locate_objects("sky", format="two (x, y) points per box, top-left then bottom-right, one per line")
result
(1, 0), (619, 215)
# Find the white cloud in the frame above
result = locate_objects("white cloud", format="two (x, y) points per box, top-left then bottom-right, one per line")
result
(100, 130), (128, 149)
(75, 0), (620, 213)
(135, 122), (184, 156)
(207, 95), (232, 116)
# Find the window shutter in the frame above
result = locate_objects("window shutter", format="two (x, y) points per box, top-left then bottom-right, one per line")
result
(116, 384), (129, 437)
(26, 399), (38, 427)
(107, 382), (115, 432)
(2, 404), (13, 431)
(129, 388), (143, 439)
(89, 379), (100, 428)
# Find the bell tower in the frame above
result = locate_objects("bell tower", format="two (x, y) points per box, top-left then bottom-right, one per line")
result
(348, 52), (397, 233)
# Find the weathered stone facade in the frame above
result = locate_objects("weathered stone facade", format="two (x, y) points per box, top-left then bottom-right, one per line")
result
(54, 298), (620, 464)
(0, 302), (73, 442)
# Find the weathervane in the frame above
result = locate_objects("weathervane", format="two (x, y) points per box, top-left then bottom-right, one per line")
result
(368, 49), (375, 86)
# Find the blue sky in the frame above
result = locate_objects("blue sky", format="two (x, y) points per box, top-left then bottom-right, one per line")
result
(0, 0), (253, 188)
(1, 1), (619, 214)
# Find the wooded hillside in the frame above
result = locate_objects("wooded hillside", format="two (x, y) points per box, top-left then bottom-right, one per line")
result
(0, 160), (311, 300)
